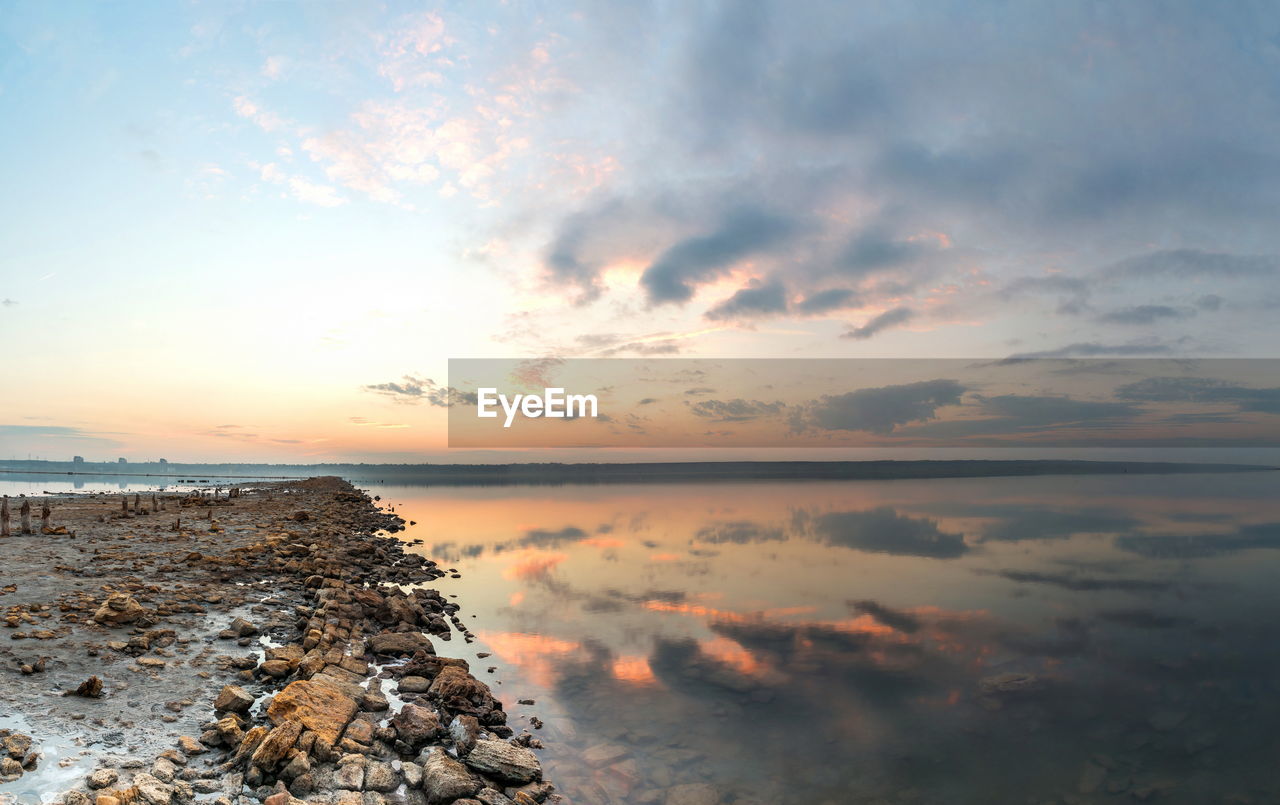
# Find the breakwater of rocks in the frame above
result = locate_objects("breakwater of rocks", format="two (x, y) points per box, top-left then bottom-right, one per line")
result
(0, 477), (558, 805)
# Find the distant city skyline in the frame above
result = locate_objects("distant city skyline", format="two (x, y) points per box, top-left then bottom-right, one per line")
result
(3, 2), (1279, 462)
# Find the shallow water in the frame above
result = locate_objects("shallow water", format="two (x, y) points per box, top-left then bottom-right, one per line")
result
(365, 471), (1280, 804)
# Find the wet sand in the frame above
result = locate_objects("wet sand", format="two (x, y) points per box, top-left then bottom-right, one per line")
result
(0, 477), (557, 805)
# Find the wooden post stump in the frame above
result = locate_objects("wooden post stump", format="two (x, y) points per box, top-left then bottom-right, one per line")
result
(1, 497), (10, 537)
(20, 500), (32, 535)
(40, 502), (51, 533)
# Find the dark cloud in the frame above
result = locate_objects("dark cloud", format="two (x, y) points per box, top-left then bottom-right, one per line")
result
(535, 3), (1280, 344)
(796, 288), (861, 315)
(1115, 522), (1280, 559)
(362, 376), (476, 406)
(1108, 249), (1280, 279)
(640, 207), (798, 304)
(1114, 376), (1280, 414)
(1, 299), (16, 307)
(687, 398), (785, 423)
(1007, 342), (1175, 359)
(705, 279), (789, 320)
(0, 424), (121, 446)
(842, 307), (914, 340)
(796, 379), (965, 434)
(1096, 305), (1194, 325)
(838, 229), (929, 276)
(812, 508), (968, 559)
(992, 569), (1172, 594)
(694, 521), (786, 544)
(848, 600), (921, 633)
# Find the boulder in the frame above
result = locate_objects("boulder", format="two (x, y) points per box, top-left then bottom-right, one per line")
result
(249, 720), (302, 771)
(429, 666), (495, 711)
(399, 675), (431, 693)
(266, 680), (357, 746)
(463, 740), (541, 784)
(131, 772), (174, 805)
(420, 748), (481, 804)
(392, 703), (442, 747)
(92, 594), (149, 627)
(368, 631), (435, 657)
(213, 685), (254, 714)
(449, 715), (481, 756)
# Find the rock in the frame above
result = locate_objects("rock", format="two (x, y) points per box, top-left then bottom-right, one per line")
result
(132, 771), (174, 805)
(429, 666), (495, 710)
(1, 756), (23, 777)
(259, 659), (292, 679)
(663, 783), (720, 805)
(88, 768), (119, 789)
(335, 757), (365, 791)
(176, 736), (206, 756)
(94, 797), (121, 805)
(399, 675), (431, 693)
(463, 740), (541, 784)
(92, 594), (149, 626)
(402, 761), (423, 788)
(368, 631), (435, 657)
(229, 617), (258, 636)
(136, 657), (166, 668)
(73, 676), (104, 698)
(582, 743), (629, 768)
(420, 748), (481, 804)
(150, 757), (177, 782)
(250, 721), (302, 771)
(62, 792), (92, 805)
(449, 715), (481, 756)
(213, 685), (254, 714)
(359, 689), (389, 712)
(267, 680), (358, 747)
(364, 761), (399, 792)
(2, 733), (33, 759)
(281, 752), (310, 781)
(392, 704), (442, 747)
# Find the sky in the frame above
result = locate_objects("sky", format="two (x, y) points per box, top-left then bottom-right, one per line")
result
(2, 1), (1279, 463)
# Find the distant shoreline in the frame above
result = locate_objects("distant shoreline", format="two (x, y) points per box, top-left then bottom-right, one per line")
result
(0, 459), (1274, 487)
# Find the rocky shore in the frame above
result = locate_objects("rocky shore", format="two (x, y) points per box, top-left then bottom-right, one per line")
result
(0, 477), (558, 805)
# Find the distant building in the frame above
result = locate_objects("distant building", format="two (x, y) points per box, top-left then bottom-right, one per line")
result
(158, 458), (168, 464)
(73, 456), (85, 464)
(118, 457), (127, 464)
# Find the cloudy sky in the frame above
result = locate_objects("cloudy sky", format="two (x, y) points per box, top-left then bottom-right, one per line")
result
(2, 1), (1279, 462)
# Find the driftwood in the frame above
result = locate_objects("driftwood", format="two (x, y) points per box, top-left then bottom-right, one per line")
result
(20, 500), (32, 535)
(1, 497), (9, 537)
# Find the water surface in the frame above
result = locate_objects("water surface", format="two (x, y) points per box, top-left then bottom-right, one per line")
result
(368, 472), (1280, 804)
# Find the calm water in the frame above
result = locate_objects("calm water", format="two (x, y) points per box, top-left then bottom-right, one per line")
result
(365, 472), (1280, 805)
